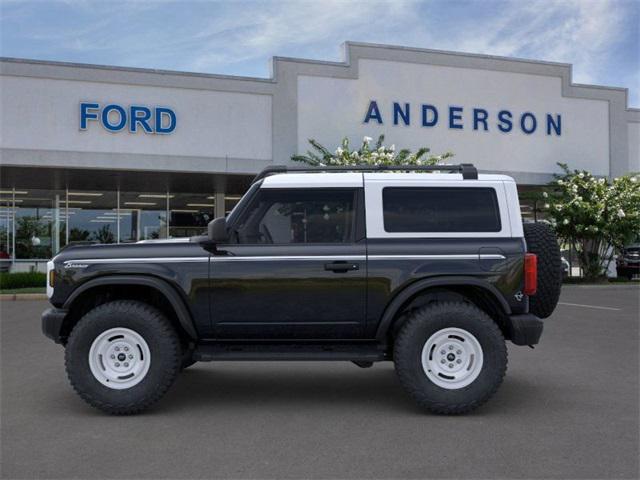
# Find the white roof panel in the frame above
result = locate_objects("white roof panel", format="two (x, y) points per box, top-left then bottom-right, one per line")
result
(363, 172), (515, 182)
(260, 171), (514, 188)
(261, 172), (363, 188)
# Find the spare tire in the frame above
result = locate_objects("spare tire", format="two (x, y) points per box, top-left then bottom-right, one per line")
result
(523, 222), (562, 319)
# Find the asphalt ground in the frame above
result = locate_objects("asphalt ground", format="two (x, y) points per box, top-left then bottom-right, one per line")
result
(1, 285), (638, 479)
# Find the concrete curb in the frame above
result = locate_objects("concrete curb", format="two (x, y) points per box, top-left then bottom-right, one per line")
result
(0, 293), (48, 301)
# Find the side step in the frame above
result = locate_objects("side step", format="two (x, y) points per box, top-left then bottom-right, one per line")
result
(193, 342), (387, 362)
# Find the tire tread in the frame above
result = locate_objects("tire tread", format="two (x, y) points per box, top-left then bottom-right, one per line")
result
(394, 301), (507, 415)
(65, 300), (181, 415)
(524, 223), (562, 319)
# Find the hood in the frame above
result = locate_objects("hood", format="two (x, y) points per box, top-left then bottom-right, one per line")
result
(53, 240), (206, 264)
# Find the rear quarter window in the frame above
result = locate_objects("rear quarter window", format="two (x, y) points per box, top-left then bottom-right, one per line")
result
(382, 187), (501, 233)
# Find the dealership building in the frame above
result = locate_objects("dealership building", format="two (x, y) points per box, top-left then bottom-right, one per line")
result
(0, 41), (638, 269)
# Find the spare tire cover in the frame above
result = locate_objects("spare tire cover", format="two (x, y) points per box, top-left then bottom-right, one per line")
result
(523, 222), (562, 319)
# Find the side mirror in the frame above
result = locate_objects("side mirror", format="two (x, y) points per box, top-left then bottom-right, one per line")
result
(207, 217), (228, 244)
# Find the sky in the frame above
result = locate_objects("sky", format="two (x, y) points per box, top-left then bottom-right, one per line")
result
(1, 0), (639, 106)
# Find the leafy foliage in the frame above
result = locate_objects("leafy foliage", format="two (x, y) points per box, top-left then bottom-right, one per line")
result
(0, 271), (46, 289)
(292, 134), (453, 167)
(543, 163), (640, 280)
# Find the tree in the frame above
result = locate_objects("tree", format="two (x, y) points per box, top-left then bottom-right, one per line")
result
(15, 215), (50, 259)
(93, 225), (115, 244)
(292, 134), (453, 167)
(543, 163), (640, 280)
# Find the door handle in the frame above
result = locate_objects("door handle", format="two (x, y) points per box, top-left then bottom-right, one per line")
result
(324, 261), (359, 272)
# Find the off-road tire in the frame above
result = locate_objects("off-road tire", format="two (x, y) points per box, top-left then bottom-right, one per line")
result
(394, 302), (507, 414)
(65, 300), (181, 415)
(523, 222), (562, 318)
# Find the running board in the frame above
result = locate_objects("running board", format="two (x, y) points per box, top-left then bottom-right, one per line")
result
(193, 342), (387, 362)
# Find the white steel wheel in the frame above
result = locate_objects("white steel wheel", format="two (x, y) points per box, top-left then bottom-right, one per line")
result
(421, 327), (484, 389)
(88, 327), (151, 390)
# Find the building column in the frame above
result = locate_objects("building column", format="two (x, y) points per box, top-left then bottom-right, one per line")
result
(214, 192), (225, 218)
(52, 194), (60, 254)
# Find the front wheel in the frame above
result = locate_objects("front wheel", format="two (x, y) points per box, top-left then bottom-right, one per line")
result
(65, 300), (182, 415)
(394, 302), (507, 414)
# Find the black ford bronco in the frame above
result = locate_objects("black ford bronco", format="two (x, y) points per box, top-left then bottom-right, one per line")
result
(42, 164), (561, 414)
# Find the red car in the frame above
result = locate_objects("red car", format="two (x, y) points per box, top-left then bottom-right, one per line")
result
(0, 250), (10, 273)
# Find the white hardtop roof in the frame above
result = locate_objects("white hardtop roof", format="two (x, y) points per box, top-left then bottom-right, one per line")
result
(261, 172), (514, 188)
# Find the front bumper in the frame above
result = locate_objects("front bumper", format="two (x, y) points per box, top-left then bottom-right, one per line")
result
(41, 307), (68, 344)
(508, 313), (543, 346)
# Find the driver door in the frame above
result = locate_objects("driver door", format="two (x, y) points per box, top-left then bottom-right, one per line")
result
(210, 187), (367, 339)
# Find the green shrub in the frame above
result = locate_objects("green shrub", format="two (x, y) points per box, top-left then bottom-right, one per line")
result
(0, 272), (47, 289)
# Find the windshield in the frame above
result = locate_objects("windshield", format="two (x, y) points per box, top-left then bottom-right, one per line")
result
(226, 180), (262, 226)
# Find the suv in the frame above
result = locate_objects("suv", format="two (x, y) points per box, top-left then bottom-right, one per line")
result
(42, 164), (561, 415)
(616, 243), (640, 280)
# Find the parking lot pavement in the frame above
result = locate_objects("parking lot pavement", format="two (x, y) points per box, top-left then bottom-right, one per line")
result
(1, 286), (638, 479)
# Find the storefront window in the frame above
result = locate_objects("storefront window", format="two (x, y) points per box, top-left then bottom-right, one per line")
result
(119, 192), (168, 241)
(169, 192), (215, 238)
(13, 189), (66, 259)
(0, 187), (242, 261)
(66, 191), (118, 245)
(0, 194), (14, 264)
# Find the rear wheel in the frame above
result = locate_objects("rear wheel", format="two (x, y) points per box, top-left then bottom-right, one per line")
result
(65, 300), (182, 415)
(523, 222), (562, 318)
(394, 302), (507, 414)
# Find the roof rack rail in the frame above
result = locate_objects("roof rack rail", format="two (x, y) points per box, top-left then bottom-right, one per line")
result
(253, 163), (478, 183)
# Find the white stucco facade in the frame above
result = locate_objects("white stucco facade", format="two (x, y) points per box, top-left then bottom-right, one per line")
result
(1, 41), (638, 185)
(298, 59), (611, 177)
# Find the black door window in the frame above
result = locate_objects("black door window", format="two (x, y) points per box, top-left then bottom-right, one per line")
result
(233, 189), (356, 244)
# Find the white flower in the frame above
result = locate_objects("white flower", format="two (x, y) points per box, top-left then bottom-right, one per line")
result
(378, 146), (385, 153)
(390, 144), (395, 152)
(351, 151), (359, 159)
(544, 203), (550, 209)
(335, 147), (343, 156)
(631, 177), (638, 183)
(617, 209), (625, 218)
(578, 172), (584, 178)
(563, 219), (569, 225)
(557, 179), (564, 185)
(363, 136), (372, 144)
(542, 191), (548, 198)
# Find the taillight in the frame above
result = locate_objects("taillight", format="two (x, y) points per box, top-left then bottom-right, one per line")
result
(524, 253), (537, 296)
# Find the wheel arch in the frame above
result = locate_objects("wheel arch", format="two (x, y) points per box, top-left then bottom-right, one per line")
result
(375, 276), (512, 342)
(61, 275), (198, 342)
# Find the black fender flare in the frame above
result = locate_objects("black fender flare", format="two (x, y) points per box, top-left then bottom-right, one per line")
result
(63, 275), (198, 339)
(375, 276), (512, 341)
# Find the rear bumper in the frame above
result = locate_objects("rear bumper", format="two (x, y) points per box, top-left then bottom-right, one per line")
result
(41, 307), (68, 344)
(508, 313), (543, 346)
(617, 263), (640, 275)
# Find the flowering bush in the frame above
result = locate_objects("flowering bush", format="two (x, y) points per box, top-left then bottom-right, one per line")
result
(543, 163), (640, 280)
(291, 135), (453, 167)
